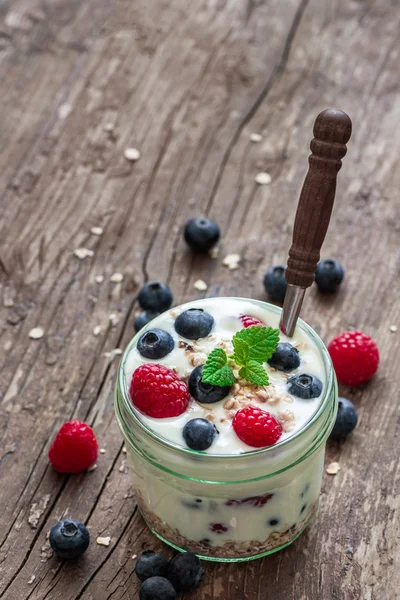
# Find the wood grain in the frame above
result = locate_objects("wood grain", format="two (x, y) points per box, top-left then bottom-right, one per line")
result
(0, 0), (399, 599)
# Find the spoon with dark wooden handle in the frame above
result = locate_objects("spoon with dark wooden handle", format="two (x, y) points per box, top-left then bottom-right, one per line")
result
(280, 108), (352, 337)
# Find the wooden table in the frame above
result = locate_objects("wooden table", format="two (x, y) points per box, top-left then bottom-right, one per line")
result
(1, 1), (399, 598)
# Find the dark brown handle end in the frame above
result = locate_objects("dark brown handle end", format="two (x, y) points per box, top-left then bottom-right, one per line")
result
(285, 108), (352, 288)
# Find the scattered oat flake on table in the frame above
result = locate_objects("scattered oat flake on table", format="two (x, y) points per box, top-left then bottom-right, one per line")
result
(124, 147), (141, 161)
(194, 279), (208, 291)
(28, 574), (36, 585)
(222, 253), (241, 270)
(122, 446), (127, 454)
(29, 327), (44, 340)
(132, 554), (137, 560)
(58, 103), (72, 120)
(93, 326), (101, 337)
(90, 226), (103, 236)
(95, 275), (104, 284)
(96, 536), (111, 547)
(109, 313), (120, 326)
(110, 272), (124, 283)
(104, 122), (114, 132)
(326, 462), (340, 475)
(250, 133), (263, 142)
(100, 448), (106, 454)
(74, 247), (94, 260)
(255, 172), (272, 185)
(87, 463), (97, 472)
(389, 325), (398, 333)
(28, 494), (51, 528)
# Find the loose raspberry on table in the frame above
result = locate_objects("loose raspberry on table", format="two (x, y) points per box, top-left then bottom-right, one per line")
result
(130, 363), (190, 418)
(48, 421), (98, 473)
(232, 406), (282, 448)
(239, 315), (265, 328)
(328, 331), (379, 386)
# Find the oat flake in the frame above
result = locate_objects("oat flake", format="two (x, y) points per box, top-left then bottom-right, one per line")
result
(28, 574), (36, 585)
(96, 536), (111, 547)
(74, 247), (94, 260)
(87, 463), (97, 472)
(326, 462), (340, 475)
(222, 254), (241, 270)
(194, 279), (208, 291)
(29, 327), (44, 340)
(250, 133), (263, 143)
(90, 226), (103, 236)
(209, 246), (219, 259)
(255, 172), (272, 185)
(110, 272), (124, 283)
(100, 448), (106, 454)
(124, 148), (141, 161)
(389, 325), (397, 333)
(95, 275), (104, 284)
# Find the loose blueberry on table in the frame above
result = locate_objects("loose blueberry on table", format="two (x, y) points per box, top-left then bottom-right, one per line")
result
(135, 551), (169, 581)
(329, 397), (358, 440)
(138, 282), (173, 312)
(315, 258), (344, 292)
(139, 576), (176, 600)
(167, 552), (203, 591)
(184, 217), (220, 253)
(263, 265), (288, 302)
(49, 519), (90, 560)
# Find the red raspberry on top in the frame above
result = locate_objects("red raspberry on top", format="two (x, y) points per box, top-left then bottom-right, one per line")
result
(328, 331), (379, 386)
(239, 315), (265, 328)
(48, 421), (98, 473)
(130, 363), (189, 418)
(232, 406), (282, 448)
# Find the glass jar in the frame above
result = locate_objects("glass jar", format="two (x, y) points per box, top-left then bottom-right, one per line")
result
(115, 300), (337, 562)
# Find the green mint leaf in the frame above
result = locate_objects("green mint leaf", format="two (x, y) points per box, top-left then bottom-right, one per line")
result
(238, 361), (270, 386)
(202, 348), (236, 386)
(233, 326), (280, 363)
(232, 337), (248, 366)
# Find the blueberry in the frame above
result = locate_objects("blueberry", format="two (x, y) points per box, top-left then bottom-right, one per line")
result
(137, 329), (174, 359)
(183, 418), (217, 451)
(184, 217), (220, 253)
(167, 552), (203, 592)
(330, 397), (358, 441)
(175, 308), (214, 339)
(315, 259), (344, 292)
(135, 551), (169, 582)
(287, 373), (323, 399)
(139, 576), (176, 600)
(138, 282), (173, 312)
(263, 265), (288, 302)
(49, 519), (90, 560)
(189, 365), (231, 404)
(268, 342), (300, 372)
(134, 311), (160, 333)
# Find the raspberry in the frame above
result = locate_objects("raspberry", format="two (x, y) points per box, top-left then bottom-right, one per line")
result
(239, 315), (265, 328)
(130, 363), (189, 418)
(232, 406), (282, 448)
(328, 331), (379, 386)
(49, 421), (98, 473)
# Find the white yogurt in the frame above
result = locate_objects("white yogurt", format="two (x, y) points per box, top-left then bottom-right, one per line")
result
(124, 298), (325, 454)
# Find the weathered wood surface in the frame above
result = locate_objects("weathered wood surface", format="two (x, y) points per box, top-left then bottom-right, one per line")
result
(0, 0), (399, 598)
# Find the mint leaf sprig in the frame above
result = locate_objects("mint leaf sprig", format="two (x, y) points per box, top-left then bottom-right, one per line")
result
(201, 326), (279, 387)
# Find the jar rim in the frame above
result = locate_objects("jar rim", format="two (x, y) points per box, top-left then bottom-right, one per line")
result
(116, 297), (335, 461)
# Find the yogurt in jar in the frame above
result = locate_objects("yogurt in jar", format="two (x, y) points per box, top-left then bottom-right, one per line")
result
(118, 298), (335, 560)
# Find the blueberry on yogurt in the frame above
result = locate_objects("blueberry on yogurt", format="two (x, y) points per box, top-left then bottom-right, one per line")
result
(189, 365), (231, 404)
(175, 308), (214, 339)
(287, 373), (323, 399)
(183, 418), (217, 451)
(137, 329), (174, 359)
(268, 342), (300, 372)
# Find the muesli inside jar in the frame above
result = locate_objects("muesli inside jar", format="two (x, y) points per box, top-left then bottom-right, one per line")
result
(115, 297), (337, 561)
